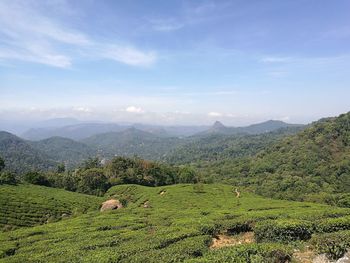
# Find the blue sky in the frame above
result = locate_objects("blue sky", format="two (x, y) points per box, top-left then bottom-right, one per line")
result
(0, 0), (350, 125)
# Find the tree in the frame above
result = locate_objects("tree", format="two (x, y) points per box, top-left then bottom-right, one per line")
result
(57, 163), (65, 173)
(0, 157), (5, 172)
(0, 171), (17, 185)
(77, 168), (109, 196)
(24, 171), (50, 186)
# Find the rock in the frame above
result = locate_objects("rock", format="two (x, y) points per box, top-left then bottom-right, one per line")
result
(337, 251), (350, 263)
(143, 201), (151, 208)
(313, 254), (331, 263)
(100, 199), (123, 212)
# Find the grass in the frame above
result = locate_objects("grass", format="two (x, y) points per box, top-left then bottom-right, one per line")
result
(0, 183), (350, 262)
(0, 184), (102, 230)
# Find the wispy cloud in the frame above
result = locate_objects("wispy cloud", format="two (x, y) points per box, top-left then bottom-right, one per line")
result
(149, 18), (184, 32)
(260, 56), (292, 63)
(0, 0), (157, 68)
(101, 45), (156, 67)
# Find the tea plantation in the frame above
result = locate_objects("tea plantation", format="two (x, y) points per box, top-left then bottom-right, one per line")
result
(0, 184), (102, 230)
(1, 183), (350, 262)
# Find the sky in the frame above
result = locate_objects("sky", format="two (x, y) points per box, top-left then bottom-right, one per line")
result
(0, 0), (350, 126)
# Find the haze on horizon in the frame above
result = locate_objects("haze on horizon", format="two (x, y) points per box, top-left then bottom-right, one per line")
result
(0, 0), (350, 126)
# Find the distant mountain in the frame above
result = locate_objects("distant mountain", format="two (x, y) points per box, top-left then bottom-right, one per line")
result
(35, 118), (81, 128)
(0, 131), (57, 174)
(29, 137), (97, 168)
(195, 120), (303, 136)
(82, 128), (183, 160)
(22, 123), (126, 140)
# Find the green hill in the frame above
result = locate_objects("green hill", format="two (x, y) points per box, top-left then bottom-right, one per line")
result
(0, 131), (57, 174)
(82, 127), (183, 160)
(29, 137), (97, 169)
(195, 112), (350, 203)
(1, 184), (349, 262)
(165, 127), (304, 164)
(0, 184), (102, 230)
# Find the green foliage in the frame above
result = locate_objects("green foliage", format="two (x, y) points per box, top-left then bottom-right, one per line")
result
(0, 184), (102, 230)
(77, 168), (110, 196)
(0, 157), (4, 172)
(191, 112), (350, 204)
(0, 171), (17, 185)
(311, 230), (350, 259)
(0, 184), (349, 262)
(24, 171), (49, 186)
(188, 243), (293, 263)
(254, 219), (313, 242)
(0, 131), (57, 174)
(316, 215), (350, 233)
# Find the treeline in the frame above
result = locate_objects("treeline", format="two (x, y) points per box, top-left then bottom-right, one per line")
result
(0, 156), (198, 196)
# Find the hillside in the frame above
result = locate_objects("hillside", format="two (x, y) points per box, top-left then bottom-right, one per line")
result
(29, 137), (97, 168)
(0, 131), (57, 174)
(196, 120), (303, 136)
(1, 184), (350, 262)
(0, 184), (102, 230)
(195, 112), (350, 203)
(165, 126), (304, 164)
(82, 128), (184, 160)
(22, 123), (126, 141)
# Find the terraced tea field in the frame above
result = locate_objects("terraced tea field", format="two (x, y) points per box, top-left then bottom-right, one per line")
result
(0, 184), (102, 230)
(1, 184), (350, 262)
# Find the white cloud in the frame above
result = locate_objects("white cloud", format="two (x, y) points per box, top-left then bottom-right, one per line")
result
(0, 0), (157, 68)
(208, 112), (222, 117)
(149, 18), (184, 32)
(260, 56), (291, 63)
(102, 45), (156, 67)
(125, 106), (144, 113)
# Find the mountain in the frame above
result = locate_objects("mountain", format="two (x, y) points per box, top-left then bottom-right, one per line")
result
(82, 127), (183, 160)
(29, 137), (97, 168)
(165, 126), (305, 164)
(22, 123), (126, 140)
(0, 131), (57, 174)
(196, 112), (350, 202)
(196, 120), (303, 136)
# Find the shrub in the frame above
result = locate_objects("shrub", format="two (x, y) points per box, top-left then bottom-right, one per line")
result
(254, 219), (313, 242)
(0, 171), (17, 185)
(316, 216), (350, 233)
(310, 230), (350, 260)
(188, 243), (292, 263)
(24, 171), (50, 186)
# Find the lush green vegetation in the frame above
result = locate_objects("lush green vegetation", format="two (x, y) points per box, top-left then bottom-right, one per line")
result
(1, 183), (349, 262)
(29, 136), (96, 169)
(165, 127), (303, 164)
(18, 156), (198, 196)
(0, 131), (57, 174)
(0, 184), (102, 231)
(82, 128), (184, 160)
(190, 112), (350, 205)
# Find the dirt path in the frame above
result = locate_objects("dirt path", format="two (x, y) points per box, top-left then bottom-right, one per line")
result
(210, 231), (254, 249)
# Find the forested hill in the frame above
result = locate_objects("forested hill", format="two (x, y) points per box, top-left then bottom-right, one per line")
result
(0, 131), (57, 174)
(82, 127), (183, 160)
(195, 120), (302, 136)
(165, 126), (305, 164)
(198, 112), (350, 203)
(29, 137), (96, 169)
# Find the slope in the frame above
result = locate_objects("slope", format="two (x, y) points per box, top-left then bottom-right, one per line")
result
(0, 131), (57, 174)
(0, 183), (102, 230)
(0, 184), (349, 262)
(82, 127), (183, 160)
(29, 137), (97, 168)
